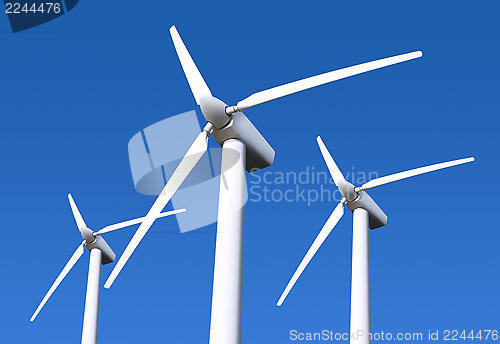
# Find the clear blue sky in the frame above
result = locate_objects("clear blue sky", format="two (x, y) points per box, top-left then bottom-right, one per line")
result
(1, 1), (498, 343)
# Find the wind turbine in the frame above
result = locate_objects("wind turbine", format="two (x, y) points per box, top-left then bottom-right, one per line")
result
(277, 136), (474, 344)
(30, 194), (185, 344)
(103, 26), (423, 344)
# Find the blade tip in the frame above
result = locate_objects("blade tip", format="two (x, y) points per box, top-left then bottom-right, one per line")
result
(415, 51), (423, 58)
(169, 25), (178, 36)
(104, 273), (117, 289)
(277, 292), (287, 306)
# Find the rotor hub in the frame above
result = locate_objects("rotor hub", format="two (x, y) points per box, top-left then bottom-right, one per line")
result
(199, 95), (231, 129)
(79, 227), (95, 244)
(337, 180), (358, 202)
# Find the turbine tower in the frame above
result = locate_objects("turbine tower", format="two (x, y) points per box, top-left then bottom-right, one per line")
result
(277, 136), (474, 344)
(30, 194), (184, 344)
(103, 26), (423, 344)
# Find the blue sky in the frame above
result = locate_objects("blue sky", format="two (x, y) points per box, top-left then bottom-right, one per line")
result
(1, 1), (498, 343)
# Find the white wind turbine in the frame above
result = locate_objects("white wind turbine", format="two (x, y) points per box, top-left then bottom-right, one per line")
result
(277, 136), (474, 344)
(103, 26), (423, 344)
(30, 194), (185, 344)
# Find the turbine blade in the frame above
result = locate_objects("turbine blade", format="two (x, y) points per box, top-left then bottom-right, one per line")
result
(277, 202), (344, 306)
(316, 136), (345, 186)
(360, 157), (475, 191)
(104, 126), (212, 289)
(233, 51), (422, 112)
(68, 194), (86, 229)
(95, 209), (186, 236)
(170, 25), (212, 105)
(30, 243), (85, 322)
